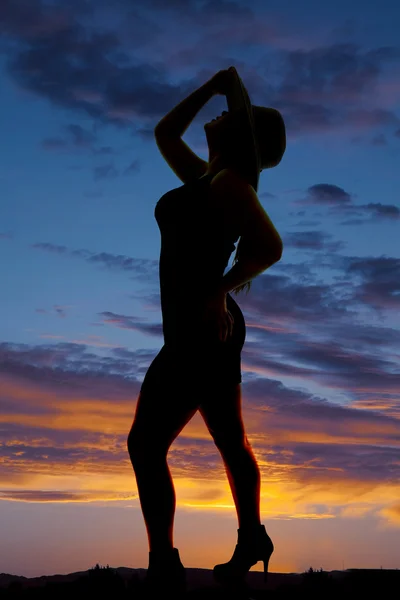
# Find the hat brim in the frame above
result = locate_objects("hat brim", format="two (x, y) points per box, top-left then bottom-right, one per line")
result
(225, 67), (260, 192)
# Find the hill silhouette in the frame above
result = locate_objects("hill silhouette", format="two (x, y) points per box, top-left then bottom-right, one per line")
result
(1, 564), (399, 598)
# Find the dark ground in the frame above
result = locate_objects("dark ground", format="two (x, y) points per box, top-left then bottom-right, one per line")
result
(1, 565), (399, 599)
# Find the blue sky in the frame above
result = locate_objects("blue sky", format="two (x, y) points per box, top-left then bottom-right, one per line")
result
(0, 0), (399, 578)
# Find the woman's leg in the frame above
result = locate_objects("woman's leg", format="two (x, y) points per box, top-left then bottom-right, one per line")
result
(127, 347), (199, 553)
(199, 382), (261, 529)
(127, 438), (176, 553)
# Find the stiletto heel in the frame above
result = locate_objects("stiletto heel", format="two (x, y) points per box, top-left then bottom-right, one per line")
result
(263, 556), (270, 583)
(213, 524), (273, 587)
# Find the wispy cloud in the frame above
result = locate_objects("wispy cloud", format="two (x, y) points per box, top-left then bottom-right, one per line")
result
(41, 123), (100, 153)
(35, 305), (73, 318)
(31, 242), (158, 279)
(1, 277), (399, 542)
(293, 183), (399, 223)
(1, 1), (399, 143)
(93, 162), (119, 180)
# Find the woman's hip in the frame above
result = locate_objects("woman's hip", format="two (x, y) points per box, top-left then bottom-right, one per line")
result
(163, 293), (246, 350)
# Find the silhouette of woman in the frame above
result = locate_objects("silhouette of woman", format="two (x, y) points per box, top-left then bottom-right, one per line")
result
(127, 67), (286, 595)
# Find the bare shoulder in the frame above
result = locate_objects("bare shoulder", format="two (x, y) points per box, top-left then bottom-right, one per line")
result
(210, 168), (283, 259)
(211, 169), (251, 204)
(208, 168), (246, 229)
(210, 167), (247, 191)
(210, 168), (259, 220)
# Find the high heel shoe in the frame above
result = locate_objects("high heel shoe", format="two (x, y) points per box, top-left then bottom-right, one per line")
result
(144, 547), (187, 595)
(213, 524), (274, 586)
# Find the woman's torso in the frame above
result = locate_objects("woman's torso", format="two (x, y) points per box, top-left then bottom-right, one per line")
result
(154, 172), (242, 346)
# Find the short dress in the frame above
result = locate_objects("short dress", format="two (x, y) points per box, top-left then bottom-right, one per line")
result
(140, 173), (246, 398)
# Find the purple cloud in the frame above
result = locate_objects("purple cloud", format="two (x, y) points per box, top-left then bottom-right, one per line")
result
(1, 2), (399, 143)
(31, 242), (158, 277)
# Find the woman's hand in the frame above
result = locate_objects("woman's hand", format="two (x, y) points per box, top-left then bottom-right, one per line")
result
(211, 66), (237, 96)
(201, 289), (234, 342)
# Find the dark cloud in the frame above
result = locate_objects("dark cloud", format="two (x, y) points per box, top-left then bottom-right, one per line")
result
(1, 3), (399, 142)
(281, 44), (378, 98)
(278, 43), (400, 134)
(99, 310), (162, 337)
(284, 230), (344, 252)
(169, 424), (399, 486)
(54, 305), (67, 318)
(362, 203), (400, 219)
(307, 184), (353, 206)
(296, 183), (399, 223)
(0, 0), (72, 40)
(30, 237), (400, 344)
(93, 162), (119, 180)
(35, 305), (69, 318)
(31, 242), (158, 278)
(66, 123), (96, 146)
(261, 442), (400, 485)
(32, 242), (68, 254)
(0, 341), (149, 397)
(345, 256), (400, 311)
(86, 252), (157, 276)
(0, 412), (131, 469)
(41, 124), (116, 156)
(123, 159), (140, 175)
(0, 421), (125, 449)
(0, 491), (90, 502)
(1, 321), (399, 492)
(348, 108), (398, 129)
(0, 396), (52, 416)
(242, 378), (400, 459)
(0, 490), (137, 502)
(1, 1), (181, 128)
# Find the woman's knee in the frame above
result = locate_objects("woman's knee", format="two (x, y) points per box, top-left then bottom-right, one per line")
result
(213, 431), (249, 453)
(127, 426), (168, 462)
(127, 425), (147, 458)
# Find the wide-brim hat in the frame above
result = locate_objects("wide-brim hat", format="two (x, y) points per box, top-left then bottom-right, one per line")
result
(225, 66), (286, 193)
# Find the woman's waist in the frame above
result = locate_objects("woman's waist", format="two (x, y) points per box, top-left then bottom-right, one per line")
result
(161, 293), (245, 337)
(160, 289), (242, 310)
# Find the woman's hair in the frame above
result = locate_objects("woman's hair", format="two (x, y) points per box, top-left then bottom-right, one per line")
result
(231, 240), (252, 295)
(219, 110), (254, 295)
(218, 107), (285, 295)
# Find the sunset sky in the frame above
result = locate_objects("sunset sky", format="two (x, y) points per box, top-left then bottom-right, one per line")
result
(1, 0), (400, 579)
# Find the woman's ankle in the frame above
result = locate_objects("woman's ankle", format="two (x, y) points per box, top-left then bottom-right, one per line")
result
(149, 543), (175, 554)
(238, 521), (262, 531)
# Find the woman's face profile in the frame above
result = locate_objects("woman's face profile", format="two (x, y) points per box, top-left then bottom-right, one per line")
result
(204, 109), (244, 156)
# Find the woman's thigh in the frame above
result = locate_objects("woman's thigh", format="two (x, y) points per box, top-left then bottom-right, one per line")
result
(129, 293), (246, 452)
(198, 382), (246, 448)
(128, 345), (202, 453)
